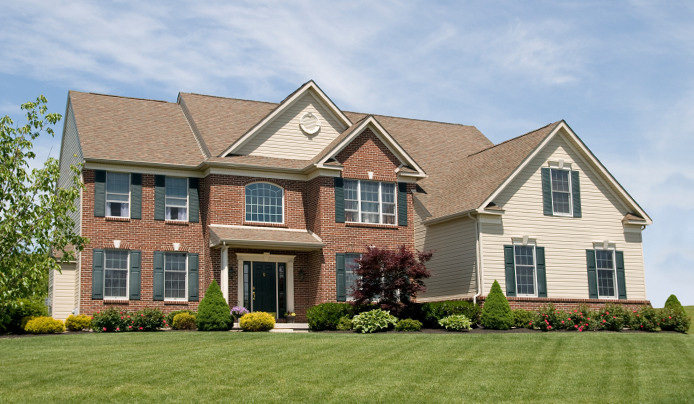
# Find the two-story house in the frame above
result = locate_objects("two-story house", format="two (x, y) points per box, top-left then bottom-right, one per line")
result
(48, 81), (652, 320)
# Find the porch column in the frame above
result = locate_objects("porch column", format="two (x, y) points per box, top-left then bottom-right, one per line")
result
(220, 246), (229, 303)
(287, 258), (295, 313)
(236, 257), (244, 308)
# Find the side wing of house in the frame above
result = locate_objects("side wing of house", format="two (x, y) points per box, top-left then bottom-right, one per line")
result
(479, 124), (649, 301)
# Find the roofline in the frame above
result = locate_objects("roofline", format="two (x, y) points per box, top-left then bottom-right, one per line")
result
(177, 93), (211, 158)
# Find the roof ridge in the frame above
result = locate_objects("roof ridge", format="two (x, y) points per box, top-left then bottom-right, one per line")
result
(346, 111), (478, 129)
(467, 121), (560, 157)
(180, 92), (280, 106)
(70, 90), (173, 104)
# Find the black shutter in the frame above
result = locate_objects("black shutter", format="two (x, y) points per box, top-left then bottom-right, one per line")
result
(92, 249), (104, 299)
(586, 250), (598, 299)
(188, 178), (199, 223)
(336, 253), (346, 301)
(153, 251), (164, 301)
(616, 251), (626, 300)
(536, 246), (547, 298)
(129, 250), (141, 300)
(130, 173), (142, 219)
(398, 182), (408, 226)
(503, 245), (516, 297)
(94, 170), (106, 217)
(154, 175), (165, 221)
(188, 253), (199, 301)
(541, 167), (552, 216)
(571, 171), (581, 218)
(334, 177), (345, 223)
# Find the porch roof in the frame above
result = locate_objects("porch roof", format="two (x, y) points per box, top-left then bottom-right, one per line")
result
(208, 225), (324, 251)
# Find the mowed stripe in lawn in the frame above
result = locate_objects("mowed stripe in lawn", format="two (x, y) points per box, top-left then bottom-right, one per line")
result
(1, 332), (692, 403)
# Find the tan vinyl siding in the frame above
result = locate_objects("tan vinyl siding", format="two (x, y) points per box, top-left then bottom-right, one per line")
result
(50, 263), (77, 321)
(237, 92), (346, 159)
(480, 132), (646, 299)
(59, 103), (84, 234)
(416, 203), (478, 301)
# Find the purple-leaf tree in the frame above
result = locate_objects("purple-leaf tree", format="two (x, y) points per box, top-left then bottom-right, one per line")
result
(352, 245), (432, 313)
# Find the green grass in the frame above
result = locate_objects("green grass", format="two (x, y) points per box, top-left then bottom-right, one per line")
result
(686, 306), (694, 333)
(1, 332), (693, 403)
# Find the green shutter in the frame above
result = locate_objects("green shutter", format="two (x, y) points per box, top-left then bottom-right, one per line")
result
(334, 177), (345, 223)
(504, 245), (516, 297)
(536, 246), (547, 298)
(586, 250), (598, 299)
(572, 171), (582, 218)
(398, 182), (408, 226)
(616, 251), (626, 300)
(541, 168), (552, 216)
(154, 175), (165, 221)
(131, 173), (142, 219)
(129, 250), (141, 300)
(336, 253), (346, 301)
(92, 249), (104, 299)
(153, 251), (164, 301)
(188, 178), (199, 223)
(94, 170), (106, 217)
(188, 253), (199, 301)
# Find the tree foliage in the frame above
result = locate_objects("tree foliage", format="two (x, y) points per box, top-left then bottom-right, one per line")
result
(0, 96), (87, 320)
(352, 245), (432, 313)
(196, 280), (232, 331)
(480, 280), (514, 330)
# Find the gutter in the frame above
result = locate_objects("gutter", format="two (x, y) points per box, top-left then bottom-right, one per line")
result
(468, 212), (483, 306)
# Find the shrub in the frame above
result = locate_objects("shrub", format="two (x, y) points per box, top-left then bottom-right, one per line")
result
(352, 309), (398, 333)
(629, 306), (659, 332)
(336, 316), (353, 331)
(166, 310), (196, 327)
(92, 308), (131, 332)
(306, 303), (354, 331)
(24, 317), (65, 334)
(196, 281), (232, 331)
(0, 298), (48, 334)
(239, 312), (275, 332)
(664, 294), (683, 311)
(65, 314), (93, 331)
(395, 318), (422, 332)
(421, 300), (481, 328)
(659, 308), (691, 333)
(564, 307), (594, 332)
(438, 314), (472, 331)
(535, 304), (565, 331)
(230, 306), (249, 321)
(132, 308), (165, 331)
(596, 304), (627, 331)
(512, 309), (535, 329)
(173, 313), (197, 330)
(480, 280), (513, 330)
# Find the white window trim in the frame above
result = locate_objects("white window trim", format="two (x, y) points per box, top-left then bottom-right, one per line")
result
(165, 177), (189, 222)
(103, 249), (129, 300)
(164, 252), (188, 302)
(105, 172), (130, 219)
(344, 179), (397, 225)
(550, 167), (573, 216)
(512, 242), (538, 298)
(594, 248), (618, 299)
(244, 182), (285, 225)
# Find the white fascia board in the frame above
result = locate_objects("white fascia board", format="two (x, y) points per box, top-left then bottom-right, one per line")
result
(84, 160), (205, 177)
(316, 117), (427, 178)
(221, 81), (352, 157)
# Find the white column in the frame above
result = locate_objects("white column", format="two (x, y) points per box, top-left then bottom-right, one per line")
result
(221, 246), (229, 303)
(286, 260), (295, 313)
(237, 257), (244, 308)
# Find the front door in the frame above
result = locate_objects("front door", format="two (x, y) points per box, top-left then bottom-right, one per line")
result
(252, 262), (276, 314)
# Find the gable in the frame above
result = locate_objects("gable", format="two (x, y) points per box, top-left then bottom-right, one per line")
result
(336, 128), (402, 181)
(236, 91), (347, 160)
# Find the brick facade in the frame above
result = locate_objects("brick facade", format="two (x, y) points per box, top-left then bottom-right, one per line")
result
(476, 296), (651, 311)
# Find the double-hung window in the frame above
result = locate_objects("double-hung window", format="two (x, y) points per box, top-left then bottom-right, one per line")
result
(595, 249), (617, 298)
(104, 250), (128, 299)
(345, 253), (361, 299)
(106, 172), (130, 217)
(514, 245), (537, 296)
(165, 177), (188, 221)
(550, 168), (572, 215)
(164, 252), (187, 300)
(344, 180), (396, 224)
(245, 183), (284, 223)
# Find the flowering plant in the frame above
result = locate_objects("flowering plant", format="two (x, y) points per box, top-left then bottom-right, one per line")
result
(231, 306), (249, 318)
(285, 312), (296, 317)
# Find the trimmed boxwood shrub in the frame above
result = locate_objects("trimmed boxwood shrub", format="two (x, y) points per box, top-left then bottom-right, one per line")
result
(172, 313), (196, 330)
(421, 300), (481, 328)
(24, 317), (65, 334)
(512, 309), (535, 329)
(65, 314), (93, 331)
(306, 303), (375, 331)
(438, 314), (472, 331)
(166, 310), (196, 327)
(352, 309), (398, 333)
(395, 318), (422, 332)
(1, 298), (48, 334)
(197, 281), (232, 331)
(239, 312), (275, 332)
(480, 280), (513, 330)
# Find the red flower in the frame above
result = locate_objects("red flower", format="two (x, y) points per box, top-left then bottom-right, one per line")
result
(103, 327), (107, 331)
(587, 317), (591, 320)
(116, 328), (120, 331)
(139, 327), (143, 330)
(669, 316), (672, 319)
(606, 311), (610, 315)
(574, 325), (578, 328)
(602, 320), (606, 323)
(547, 326), (552, 330)
(141, 314), (144, 317)
(529, 321), (532, 325)
(121, 316), (124, 319)
(640, 325), (643, 328)
(561, 321), (565, 324)
(129, 325), (132, 329)
(568, 318), (571, 321)
(613, 316), (617, 319)
(119, 312), (123, 314)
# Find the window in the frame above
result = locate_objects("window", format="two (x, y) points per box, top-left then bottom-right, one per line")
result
(514, 245), (537, 296)
(165, 177), (188, 221)
(550, 168), (572, 215)
(104, 250), (128, 299)
(245, 183), (283, 223)
(344, 180), (396, 224)
(595, 249), (617, 298)
(345, 253), (361, 299)
(106, 172), (130, 217)
(164, 252), (187, 300)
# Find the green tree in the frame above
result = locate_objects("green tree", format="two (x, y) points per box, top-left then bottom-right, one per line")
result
(0, 96), (87, 321)
(480, 280), (514, 330)
(196, 280), (232, 331)
(664, 294), (683, 310)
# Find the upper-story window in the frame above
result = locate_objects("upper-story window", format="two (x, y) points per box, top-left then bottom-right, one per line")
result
(344, 180), (396, 224)
(550, 168), (572, 215)
(245, 183), (284, 223)
(165, 177), (188, 221)
(106, 172), (130, 217)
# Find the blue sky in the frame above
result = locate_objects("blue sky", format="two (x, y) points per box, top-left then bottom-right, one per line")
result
(1, 1), (692, 305)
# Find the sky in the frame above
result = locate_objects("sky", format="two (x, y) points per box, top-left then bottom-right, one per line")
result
(1, 1), (692, 306)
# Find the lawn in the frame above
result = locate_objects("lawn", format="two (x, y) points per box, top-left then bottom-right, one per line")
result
(685, 306), (694, 333)
(1, 332), (692, 403)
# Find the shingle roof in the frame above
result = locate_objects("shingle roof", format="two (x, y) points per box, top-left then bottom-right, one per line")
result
(208, 225), (324, 250)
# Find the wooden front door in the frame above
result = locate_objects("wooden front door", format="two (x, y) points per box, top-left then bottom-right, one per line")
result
(252, 262), (276, 314)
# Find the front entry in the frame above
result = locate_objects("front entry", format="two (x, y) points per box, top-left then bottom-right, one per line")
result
(252, 262), (277, 314)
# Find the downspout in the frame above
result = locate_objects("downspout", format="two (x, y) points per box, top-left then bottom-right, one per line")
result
(468, 213), (483, 306)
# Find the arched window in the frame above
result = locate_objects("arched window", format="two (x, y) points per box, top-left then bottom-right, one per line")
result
(245, 183), (284, 223)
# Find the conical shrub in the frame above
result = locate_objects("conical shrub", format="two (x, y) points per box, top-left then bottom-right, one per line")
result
(664, 294), (683, 311)
(196, 280), (231, 331)
(480, 280), (514, 330)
